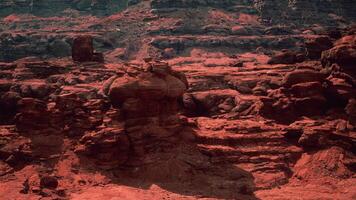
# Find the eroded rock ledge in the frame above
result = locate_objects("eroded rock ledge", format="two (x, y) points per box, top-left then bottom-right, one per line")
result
(76, 60), (189, 168)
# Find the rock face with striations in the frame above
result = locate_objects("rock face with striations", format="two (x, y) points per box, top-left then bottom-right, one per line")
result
(75, 61), (188, 168)
(260, 33), (356, 124)
(1, 1), (356, 199)
(258, 70), (329, 123)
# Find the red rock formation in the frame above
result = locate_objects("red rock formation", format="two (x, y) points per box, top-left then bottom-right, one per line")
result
(321, 35), (356, 69)
(1, 2), (356, 200)
(72, 35), (95, 63)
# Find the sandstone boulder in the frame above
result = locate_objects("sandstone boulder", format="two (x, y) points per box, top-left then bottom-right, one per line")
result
(108, 66), (187, 106)
(290, 82), (324, 98)
(294, 147), (354, 179)
(282, 70), (327, 88)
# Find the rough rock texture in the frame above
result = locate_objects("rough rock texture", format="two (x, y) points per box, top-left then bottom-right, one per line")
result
(322, 35), (356, 69)
(0, 0), (130, 17)
(0, 1), (356, 200)
(253, 0), (356, 25)
(267, 51), (304, 64)
(75, 61), (188, 168)
(305, 36), (333, 59)
(72, 35), (95, 62)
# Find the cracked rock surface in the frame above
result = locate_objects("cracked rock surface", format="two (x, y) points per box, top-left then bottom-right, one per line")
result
(0, 1), (355, 200)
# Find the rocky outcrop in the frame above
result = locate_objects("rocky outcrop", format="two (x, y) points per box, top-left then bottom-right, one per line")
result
(14, 98), (63, 159)
(182, 90), (238, 116)
(72, 35), (105, 63)
(72, 35), (94, 62)
(259, 33), (356, 124)
(2, 58), (190, 170)
(75, 61), (188, 168)
(321, 35), (356, 69)
(294, 147), (354, 179)
(281, 70), (327, 88)
(258, 67), (340, 123)
(322, 35), (356, 103)
(1, 1), (356, 199)
(77, 127), (130, 168)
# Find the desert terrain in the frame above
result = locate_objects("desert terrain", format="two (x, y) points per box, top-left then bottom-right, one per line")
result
(0, 1), (355, 199)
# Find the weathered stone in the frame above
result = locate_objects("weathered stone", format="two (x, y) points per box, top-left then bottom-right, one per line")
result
(78, 128), (130, 168)
(321, 44), (356, 69)
(290, 82), (324, 98)
(305, 36), (333, 59)
(282, 70), (327, 88)
(72, 35), (94, 62)
(267, 51), (304, 64)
